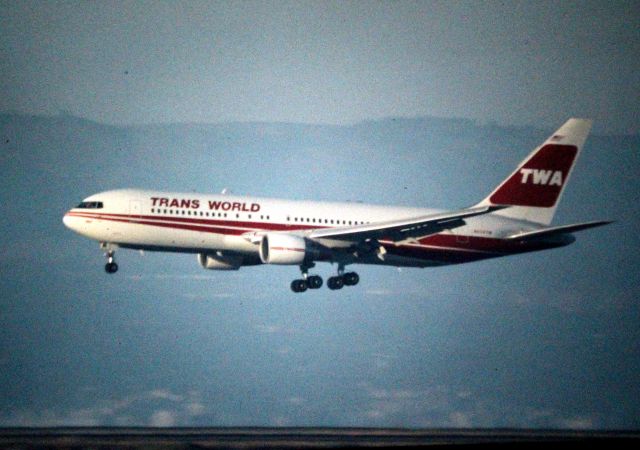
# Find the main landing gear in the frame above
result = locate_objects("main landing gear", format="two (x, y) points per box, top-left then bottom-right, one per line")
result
(102, 244), (118, 274)
(290, 264), (359, 293)
(327, 271), (359, 290)
(290, 264), (323, 293)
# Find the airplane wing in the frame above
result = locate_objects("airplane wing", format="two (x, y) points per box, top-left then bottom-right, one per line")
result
(505, 220), (613, 241)
(306, 205), (506, 243)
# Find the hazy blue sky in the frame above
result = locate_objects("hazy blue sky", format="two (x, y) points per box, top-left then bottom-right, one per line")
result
(2, 114), (638, 428)
(1, 0), (638, 133)
(1, 0), (639, 429)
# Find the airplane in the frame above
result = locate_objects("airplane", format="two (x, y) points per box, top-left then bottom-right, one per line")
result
(63, 118), (611, 292)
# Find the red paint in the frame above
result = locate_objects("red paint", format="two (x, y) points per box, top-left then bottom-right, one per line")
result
(65, 211), (554, 264)
(490, 144), (577, 207)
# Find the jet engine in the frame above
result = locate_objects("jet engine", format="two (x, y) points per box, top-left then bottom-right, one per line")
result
(197, 252), (242, 270)
(259, 233), (321, 265)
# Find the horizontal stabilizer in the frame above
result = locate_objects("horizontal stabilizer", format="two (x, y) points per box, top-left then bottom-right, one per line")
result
(506, 220), (613, 241)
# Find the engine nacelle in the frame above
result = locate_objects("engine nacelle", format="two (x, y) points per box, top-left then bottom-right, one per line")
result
(197, 252), (242, 270)
(259, 233), (318, 265)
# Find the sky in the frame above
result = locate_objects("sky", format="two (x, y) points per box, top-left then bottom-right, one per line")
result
(1, 0), (639, 430)
(1, 0), (639, 133)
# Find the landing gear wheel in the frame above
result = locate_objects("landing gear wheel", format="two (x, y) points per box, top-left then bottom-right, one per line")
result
(343, 272), (359, 286)
(102, 245), (118, 274)
(290, 279), (308, 293)
(307, 275), (323, 289)
(327, 276), (344, 290)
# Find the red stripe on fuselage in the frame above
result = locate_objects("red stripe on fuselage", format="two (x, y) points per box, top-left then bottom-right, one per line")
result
(66, 211), (320, 232)
(68, 212), (249, 235)
(64, 211), (558, 263)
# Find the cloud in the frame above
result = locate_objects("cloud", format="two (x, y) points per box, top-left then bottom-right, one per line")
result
(0, 388), (209, 427)
(271, 416), (291, 426)
(358, 382), (605, 429)
(149, 410), (176, 427)
(357, 384), (488, 427)
(556, 416), (595, 429)
(255, 324), (282, 334)
(185, 402), (205, 416)
(448, 411), (472, 427)
(148, 389), (184, 402)
(1, 407), (105, 427)
(0, 386), (602, 429)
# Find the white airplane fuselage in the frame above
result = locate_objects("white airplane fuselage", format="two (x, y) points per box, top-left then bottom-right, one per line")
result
(63, 119), (610, 291)
(63, 189), (546, 268)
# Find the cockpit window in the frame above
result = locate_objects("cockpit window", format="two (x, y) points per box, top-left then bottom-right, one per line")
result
(76, 201), (104, 209)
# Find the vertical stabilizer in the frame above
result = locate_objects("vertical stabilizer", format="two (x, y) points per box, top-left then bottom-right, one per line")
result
(476, 118), (592, 225)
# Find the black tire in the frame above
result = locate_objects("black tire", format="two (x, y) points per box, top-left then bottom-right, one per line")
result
(105, 262), (118, 274)
(327, 276), (344, 290)
(343, 272), (359, 286)
(307, 275), (323, 289)
(290, 279), (308, 293)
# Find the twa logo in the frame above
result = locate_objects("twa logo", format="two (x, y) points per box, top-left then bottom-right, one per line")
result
(519, 168), (563, 186)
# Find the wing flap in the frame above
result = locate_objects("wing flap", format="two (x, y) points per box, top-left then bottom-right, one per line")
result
(308, 205), (505, 242)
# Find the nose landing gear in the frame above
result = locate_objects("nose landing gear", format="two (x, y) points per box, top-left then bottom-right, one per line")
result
(102, 244), (118, 274)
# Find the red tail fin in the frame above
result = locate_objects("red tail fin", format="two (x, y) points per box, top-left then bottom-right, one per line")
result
(477, 119), (592, 225)
(489, 144), (578, 207)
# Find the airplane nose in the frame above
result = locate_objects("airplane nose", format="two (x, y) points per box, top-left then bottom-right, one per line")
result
(63, 212), (74, 229)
